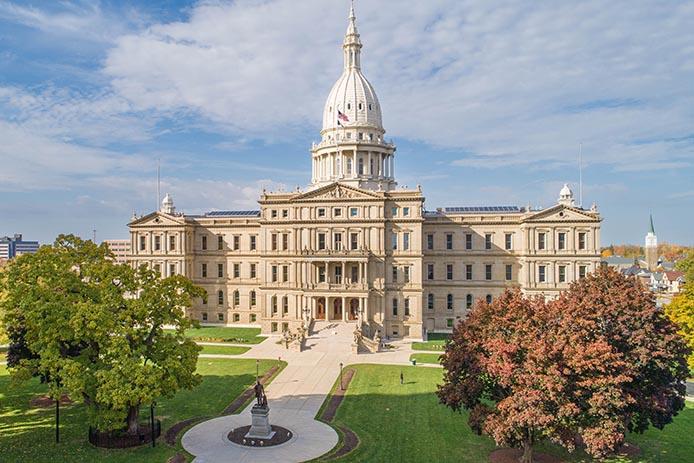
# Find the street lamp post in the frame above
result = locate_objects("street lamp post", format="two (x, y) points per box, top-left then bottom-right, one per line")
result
(256, 359), (260, 383)
(339, 362), (344, 391)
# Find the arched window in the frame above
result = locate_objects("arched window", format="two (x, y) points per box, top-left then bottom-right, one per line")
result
(427, 293), (434, 310)
(233, 290), (240, 307)
(218, 290), (224, 305)
(486, 294), (493, 304)
(250, 290), (256, 306)
(358, 158), (364, 175)
(447, 294), (453, 310)
(466, 294), (473, 309)
(346, 158), (352, 175)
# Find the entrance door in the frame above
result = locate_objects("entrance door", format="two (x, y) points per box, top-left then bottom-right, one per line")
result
(349, 299), (359, 320)
(316, 298), (326, 320)
(333, 298), (343, 320)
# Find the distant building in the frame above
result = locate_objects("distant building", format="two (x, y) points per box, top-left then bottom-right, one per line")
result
(645, 215), (658, 271)
(602, 255), (636, 272)
(104, 239), (131, 264)
(0, 234), (39, 259)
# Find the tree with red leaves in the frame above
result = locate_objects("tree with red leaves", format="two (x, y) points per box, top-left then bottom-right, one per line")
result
(438, 267), (689, 463)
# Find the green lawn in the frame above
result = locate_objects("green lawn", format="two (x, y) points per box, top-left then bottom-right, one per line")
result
(329, 364), (694, 463)
(0, 358), (282, 463)
(199, 345), (250, 355)
(167, 326), (265, 344)
(411, 340), (446, 351)
(409, 353), (442, 365)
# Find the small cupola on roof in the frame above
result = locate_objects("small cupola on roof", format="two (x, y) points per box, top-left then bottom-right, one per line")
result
(161, 193), (176, 214)
(558, 184), (575, 206)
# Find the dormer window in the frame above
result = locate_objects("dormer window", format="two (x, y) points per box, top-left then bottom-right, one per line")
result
(358, 103), (363, 110)
(347, 103), (351, 110)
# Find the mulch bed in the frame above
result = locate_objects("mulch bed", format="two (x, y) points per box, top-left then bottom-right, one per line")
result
(223, 364), (281, 415)
(327, 425), (359, 460)
(164, 416), (208, 446)
(167, 453), (186, 463)
(30, 394), (72, 408)
(490, 448), (564, 463)
(227, 424), (293, 447)
(321, 368), (355, 422)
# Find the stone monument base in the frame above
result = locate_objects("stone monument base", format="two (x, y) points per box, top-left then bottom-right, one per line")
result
(245, 405), (275, 440)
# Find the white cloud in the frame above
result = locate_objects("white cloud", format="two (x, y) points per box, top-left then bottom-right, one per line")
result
(99, 0), (694, 170)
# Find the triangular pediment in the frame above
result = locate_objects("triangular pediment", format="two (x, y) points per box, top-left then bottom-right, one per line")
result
(293, 182), (381, 201)
(525, 204), (600, 223)
(129, 211), (187, 227)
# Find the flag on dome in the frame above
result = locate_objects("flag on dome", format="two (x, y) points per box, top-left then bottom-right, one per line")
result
(337, 110), (349, 124)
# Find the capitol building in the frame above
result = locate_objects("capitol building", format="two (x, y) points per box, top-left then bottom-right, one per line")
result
(128, 6), (601, 340)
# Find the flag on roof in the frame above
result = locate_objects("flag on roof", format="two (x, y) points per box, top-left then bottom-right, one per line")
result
(337, 110), (349, 123)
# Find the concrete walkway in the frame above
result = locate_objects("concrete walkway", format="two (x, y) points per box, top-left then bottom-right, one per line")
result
(182, 321), (415, 463)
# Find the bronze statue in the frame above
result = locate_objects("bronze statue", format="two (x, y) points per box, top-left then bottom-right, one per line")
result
(253, 381), (267, 407)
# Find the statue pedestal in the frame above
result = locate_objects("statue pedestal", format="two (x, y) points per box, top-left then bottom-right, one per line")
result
(245, 405), (275, 440)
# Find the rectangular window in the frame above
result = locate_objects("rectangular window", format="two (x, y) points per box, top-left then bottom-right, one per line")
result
(201, 235), (207, 250)
(392, 265), (398, 283)
(318, 233), (326, 250)
(250, 235), (257, 251)
(558, 232), (566, 250)
(250, 263), (257, 279)
(283, 297), (289, 314)
(271, 210), (278, 218)
(251, 314), (257, 322)
(391, 207), (398, 217)
(282, 233), (289, 251)
(334, 232), (343, 250)
(465, 233), (472, 250)
(404, 266), (411, 283)
(202, 312), (208, 321)
(169, 263), (176, 276)
(169, 235), (176, 251)
(271, 322), (278, 332)
(218, 291), (224, 305)
(154, 236), (161, 251)
(233, 313), (240, 322)
(579, 265), (587, 279)
(446, 264), (453, 280)
(559, 265), (566, 283)
(505, 264), (513, 281)
(271, 234), (278, 251)
(282, 209), (288, 218)
(233, 235), (240, 250)
(505, 233), (512, 250)
(578, 232), (586, 250)
(233, 291), (240, 306)
(466, 264), (473, 280)
(282, 265), (289, 282)
(272, 265), (278, 282)
(234, 263), (240, 278)
(427, 263), (434, 280)
(447, 318), (454, 328)
(139, 235), (146, 251)
(318, 208), (326, 217)
(392, 298), (398, 316)
(447, 294), (454, 310)
(403, 207), (410, 217)
(391, 234), (398, 250)
(485, 234), (492, 250)
(538, 233), (546, 250)
(318, 266), (326, 283)
(446, 233), (453, 250)
(218, 235), (224, 250)
(427, 293), (434, 310)
(486, 264), (492, 281)
(334, 208), (342, 217)
(201, 263), (207, 278)
(404, 298), (410, 316)
(427, 234), (434, 250)
(250, 291), (257, 306)
(218, 313), (224, 322)
(539, 265), (546, 283)
(466, 294), (473, 309)
(218, 263), (224, 278)
(202, 293), (207, 305)
(403, 232), (410, 251)
(350, 233), (358, 250)
(351, 265), (358, 283)
(350, 207), (358, 217)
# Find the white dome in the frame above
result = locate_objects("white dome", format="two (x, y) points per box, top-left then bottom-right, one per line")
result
(560, 184), (573, 197)
(321, 4), (383, 134)
(558, 183), (575, 206)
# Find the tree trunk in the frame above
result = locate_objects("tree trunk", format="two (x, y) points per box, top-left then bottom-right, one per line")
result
(520, 438), (533, 463)
(126, 405), (140, 435)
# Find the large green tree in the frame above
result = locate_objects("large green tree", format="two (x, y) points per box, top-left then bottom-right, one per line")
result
(0, 235), (205, 435)
(438, 268), (689, 463)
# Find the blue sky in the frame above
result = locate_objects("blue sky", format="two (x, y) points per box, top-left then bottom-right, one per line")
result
(0, 0), (692, 245)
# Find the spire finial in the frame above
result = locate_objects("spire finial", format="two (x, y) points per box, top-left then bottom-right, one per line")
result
(649, 214), (655, 234)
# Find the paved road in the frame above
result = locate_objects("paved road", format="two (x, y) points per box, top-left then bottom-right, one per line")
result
(182, 321), (414, 463)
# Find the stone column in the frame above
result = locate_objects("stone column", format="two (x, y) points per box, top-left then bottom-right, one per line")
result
(326, 296), (331, 321)
(342, 296), (347, 322)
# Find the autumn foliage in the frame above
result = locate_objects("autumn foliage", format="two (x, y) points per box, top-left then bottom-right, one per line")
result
(438, 267), (689, 463)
